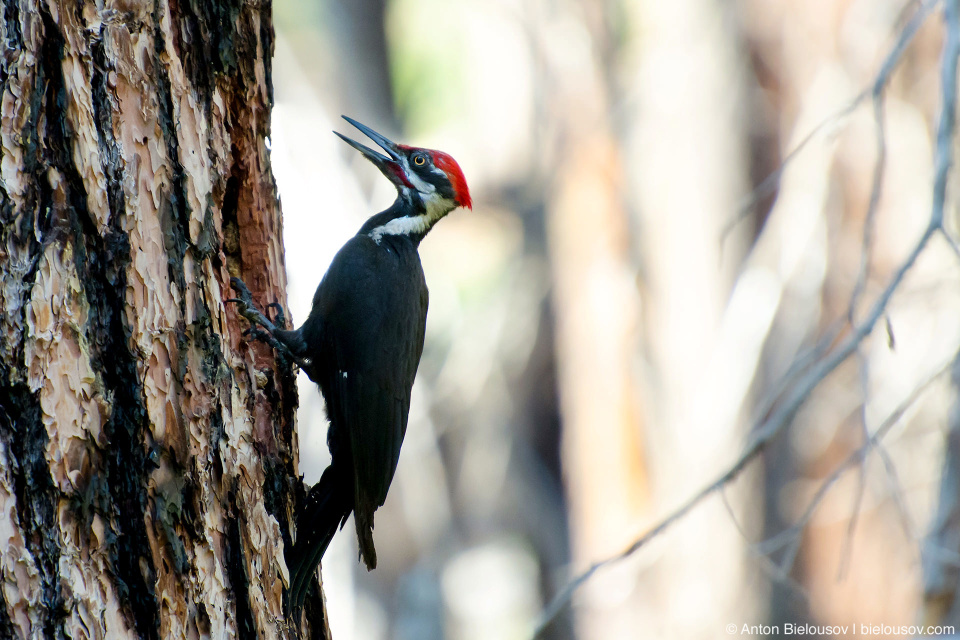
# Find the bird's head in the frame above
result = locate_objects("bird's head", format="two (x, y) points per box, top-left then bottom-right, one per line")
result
(335, 116), (472, 218)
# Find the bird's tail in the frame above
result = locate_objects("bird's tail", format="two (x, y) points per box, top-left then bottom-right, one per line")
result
(287, 465), (352, 611)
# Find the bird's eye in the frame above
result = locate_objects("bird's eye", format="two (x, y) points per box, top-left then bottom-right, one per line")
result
(413, 155), (426, 166)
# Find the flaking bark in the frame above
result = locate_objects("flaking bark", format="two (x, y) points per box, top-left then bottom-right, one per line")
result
(0, 1), (328, 638)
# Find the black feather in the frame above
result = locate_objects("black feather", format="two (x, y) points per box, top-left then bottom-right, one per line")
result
(287, 216), (429, 590)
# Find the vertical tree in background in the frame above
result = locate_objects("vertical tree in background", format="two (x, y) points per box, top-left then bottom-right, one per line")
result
(543, 1), (651, 636)
(622, 0), (755, 637)
(543, 0), (754, 636)
(537, 0), (960, 636)
(0, 2), (328, 638)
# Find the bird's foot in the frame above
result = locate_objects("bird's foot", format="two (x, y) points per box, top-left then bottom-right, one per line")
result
(227, 277), (277, 331)
(267, 302), (287, 329)
(227, 277), (307, 368)
(241, 326), (295, 364)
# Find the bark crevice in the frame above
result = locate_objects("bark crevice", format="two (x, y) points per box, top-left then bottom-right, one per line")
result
(226, 482), (258, 640)
(0, 388), (67, 637)
(37, 6), (162, 636)
(152, 0), (190, 299)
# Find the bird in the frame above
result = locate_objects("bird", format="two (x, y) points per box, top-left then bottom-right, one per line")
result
(229, 116), (471, 611)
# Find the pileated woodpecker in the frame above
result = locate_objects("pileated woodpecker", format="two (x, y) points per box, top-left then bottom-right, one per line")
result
(229, 116), (471, 610)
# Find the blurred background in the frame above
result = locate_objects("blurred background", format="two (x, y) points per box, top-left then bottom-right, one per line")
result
(269, 0), (960, 638)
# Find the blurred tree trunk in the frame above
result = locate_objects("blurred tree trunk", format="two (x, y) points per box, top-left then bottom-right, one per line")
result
(924, 349), (960, 626)
(329, 0), (397, 132)
(0, 2), (328, 638)
(621, 0), (756, 638)
(541, 2), (650, 638)
(740, 1), (949, 630)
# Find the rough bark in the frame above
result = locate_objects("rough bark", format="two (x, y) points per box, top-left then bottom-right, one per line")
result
(0, 1), (327, 638)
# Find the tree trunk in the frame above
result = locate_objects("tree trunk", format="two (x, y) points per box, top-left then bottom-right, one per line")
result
(0, 1), (328, 638)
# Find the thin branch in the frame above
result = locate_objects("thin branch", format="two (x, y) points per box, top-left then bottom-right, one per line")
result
(875, 441), (917, 541)
(722, 0), (942, 244)
(838, 434), (868, 580)
(940, 227), (960, 260)
(751, 318), (844, 428)
(843, 302), (918, 576)
(719, 487), (814, 607)
(932, 0), (960, 231)
(534, 452), (752, 636)
(755, 434), (862, 555)
(755, 360), (949, 561)
(536, 336), (948, 636)
(848, 95), (887, 325)
(721, 94), (865, 243)
(751, 0), (959, 439)
(841, 331), (875, 580)
(727, 0), (938, 438)
(747, 222), (933, 448)
(875, 0), (944, 95)
(533, 2), (959, 632)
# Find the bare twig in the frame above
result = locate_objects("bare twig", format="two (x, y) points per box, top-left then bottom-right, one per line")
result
(848, 95), (887, 325)
(875, 442), (917, 541)
(838, 424), (869, 580)
(719, 487), (814, 606)
(533, 1), (958, 632)
(721, 95), (864, 243)
(721, 0), (941, 245)
(744, 0), (959, 570)
(940, 228), (960, 260)
(746, 0), (955, 462)
(876, 0), (944, 94)
(932, 0), (960, 232)
(756, 361), (948, 563)
(751, 318), (844, 427)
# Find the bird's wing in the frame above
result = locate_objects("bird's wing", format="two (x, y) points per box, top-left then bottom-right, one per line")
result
(315, 236), (428, 526)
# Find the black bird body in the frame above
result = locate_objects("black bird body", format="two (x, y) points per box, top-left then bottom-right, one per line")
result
(229, 117), (471, 610)
(307, 227), (428, 511)
(299, 224), (429, 557)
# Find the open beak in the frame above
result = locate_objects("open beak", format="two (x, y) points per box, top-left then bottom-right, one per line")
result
(334, 116), (407, 187)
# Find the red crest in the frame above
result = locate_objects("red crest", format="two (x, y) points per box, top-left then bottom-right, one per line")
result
(430, 151), (472, 209)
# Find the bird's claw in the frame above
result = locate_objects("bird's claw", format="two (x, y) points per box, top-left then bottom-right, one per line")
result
(228, 277), (276, 333)
(243, 326), (271, 344)
(229, 277), (256, 307)
(267, 302), (287, 329)
(229, 277), (279, 341)
(225, 298), (248, 318)
(228, 277), (309, 370)
(247, 327), (293, 366)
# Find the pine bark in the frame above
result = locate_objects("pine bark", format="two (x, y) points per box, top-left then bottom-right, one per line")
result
(0, 1), (327, 638)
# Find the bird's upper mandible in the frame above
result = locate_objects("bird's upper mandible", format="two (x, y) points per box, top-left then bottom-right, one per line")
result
(335, 116), (472, 214)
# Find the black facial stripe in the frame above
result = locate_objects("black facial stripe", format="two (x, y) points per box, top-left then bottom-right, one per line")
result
(419, 170), (455, 200)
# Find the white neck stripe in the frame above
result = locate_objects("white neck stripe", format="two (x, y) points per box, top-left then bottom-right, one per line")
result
(368, 196), (456, 243)
(369, 214), (431, 242)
